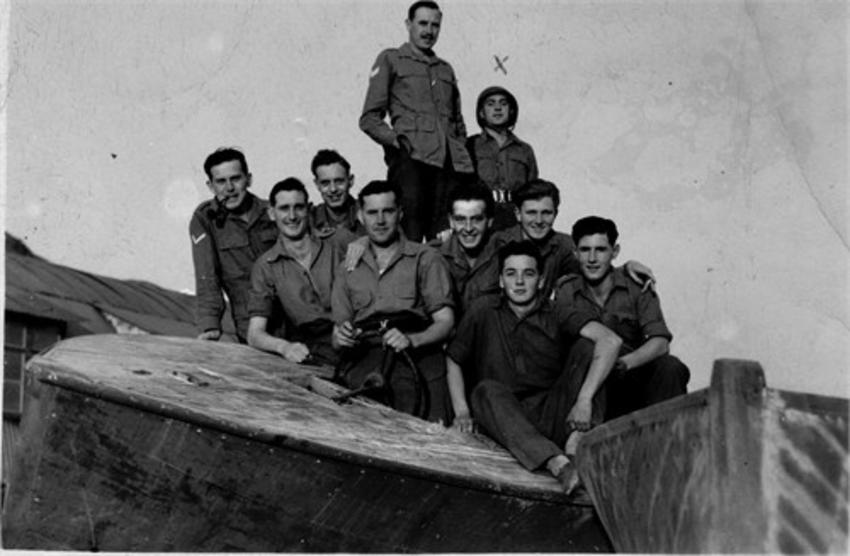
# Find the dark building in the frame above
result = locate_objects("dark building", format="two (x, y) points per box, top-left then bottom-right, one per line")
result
(3, 233), (235, 501)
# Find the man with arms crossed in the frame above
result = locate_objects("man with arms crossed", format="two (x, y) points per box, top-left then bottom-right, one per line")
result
(332, 181), (455, 422)
(360, 1), (473, 241)
(247, 178), (345, 366)
(445, 240), (621, 494)
(190, 147), (279, 343)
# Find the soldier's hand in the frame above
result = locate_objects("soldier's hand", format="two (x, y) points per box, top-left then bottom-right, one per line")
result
(333, 321), (361, 348)
(382, 328), (411, 352)
(344, 239), (368, 271)
(198, 329), (222, 341)
(566, 398), (593, 432)
(625, 259), (656, 292)
(451, 412), (475, 434)
(436, 228), (452, 243)
(280, 342), (310, 363)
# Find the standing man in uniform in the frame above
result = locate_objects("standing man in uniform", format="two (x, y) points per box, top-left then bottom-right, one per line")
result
(332, 180), (455, 422)
(360, 0), (473, 241)
(310, 149), (365, 237)
(247, 178), (345, 366)
(190, 147), (279, 343)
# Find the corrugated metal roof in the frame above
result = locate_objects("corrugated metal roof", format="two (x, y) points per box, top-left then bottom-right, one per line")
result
(4, 234), (234, 336)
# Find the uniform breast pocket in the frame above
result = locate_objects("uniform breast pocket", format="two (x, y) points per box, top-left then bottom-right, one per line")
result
(351, 288), (374, 313)
(394, 282), (418, 307)
(506, 153), (532, 186)
(218, 234), (251, 279)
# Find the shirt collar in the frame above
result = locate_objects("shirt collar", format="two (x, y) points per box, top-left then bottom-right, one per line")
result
(576, 267), (629, 299)
(265, 234), (321, 263)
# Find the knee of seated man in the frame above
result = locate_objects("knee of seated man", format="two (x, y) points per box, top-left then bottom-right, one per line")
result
(471, 379), (512, 405)
(566, 337), (596, 362)
(655, 354), (691, 390)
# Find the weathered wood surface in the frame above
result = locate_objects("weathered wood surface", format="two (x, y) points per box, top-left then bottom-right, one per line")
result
(575, 358), (849, 554)
(3, 334), (611, 552)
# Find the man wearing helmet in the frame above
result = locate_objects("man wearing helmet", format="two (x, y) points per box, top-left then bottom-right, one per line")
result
(467, 86), (539, 230)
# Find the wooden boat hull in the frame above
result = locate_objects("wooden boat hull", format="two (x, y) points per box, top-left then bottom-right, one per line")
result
(2, 335), (611, 552)
(575, 359), (849, 553)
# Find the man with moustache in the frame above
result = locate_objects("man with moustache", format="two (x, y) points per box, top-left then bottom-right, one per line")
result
(332, 180), (455, 422)
(360, 0), (473, 241)
(445, 240), (622, 495)
(493, 179), (655, 298)
(310, 149), (365, 237)
(246, 178), (345, 366)
(555, 216), (689, 421)
(190, 147), (279, 343)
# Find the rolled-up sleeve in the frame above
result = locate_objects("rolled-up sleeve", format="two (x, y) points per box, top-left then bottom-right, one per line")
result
(417, 249), (455, 315)
(638, 290), (673, 341)
(554, 285), (597, 338)
(247, 260), (276, 319)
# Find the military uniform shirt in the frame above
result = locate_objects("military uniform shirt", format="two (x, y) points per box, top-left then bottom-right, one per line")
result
(189, 193), (278, 337)
(331, 238), (454, 326)
(447, 295), (569, 397)
(248, 234), (344, 335)
(359, 42), (472, 172)
(554, 267), (673, 349)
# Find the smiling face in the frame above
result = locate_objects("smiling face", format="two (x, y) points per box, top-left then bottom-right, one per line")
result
(314, 162), (352, 210)
(207, 160), (251, 210)
(516, 197), (557, 242)
(576, 233), (619, 285)
(269, 189), (309, 241)
(449, 199), (491, 252)
(406, 7), (441, 53)
(500, 254), (542, 307)
(481, 93), (511, 129)
(360, 191), (402, 247)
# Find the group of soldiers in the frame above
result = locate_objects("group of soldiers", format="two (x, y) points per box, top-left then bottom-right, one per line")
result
(189, 1), (690, 496)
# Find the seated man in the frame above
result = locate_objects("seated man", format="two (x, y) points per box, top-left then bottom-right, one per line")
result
(555, 216), (690, 421)
(446, 240), (622, 494)
(247, 178), (345, 366)
(310, 149), (365, 238)
(492, 179), (654, 298)
(332, 180), (455, 423)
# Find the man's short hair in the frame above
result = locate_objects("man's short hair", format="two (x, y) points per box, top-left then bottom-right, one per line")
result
(408, 0), (440, 20)
(269, 177), (309, 206)
(310, 149), (351, 177)
(358, 180), (401, 208)
(204, 147), (248, 180)
(498, 240), (544, 274)
(513, 179), (560, 210)
(572, 216), (619, 246)
(448, 181), (495, 218)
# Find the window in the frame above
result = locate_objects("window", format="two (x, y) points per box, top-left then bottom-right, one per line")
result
(3, 315), (64, 420)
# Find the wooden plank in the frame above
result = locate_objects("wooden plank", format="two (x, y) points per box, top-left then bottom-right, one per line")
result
(576, 358), (849, 553)
(3, 379), (611, 552)
(706, 359), (768, 552)
(25, 334), (569, 500)
(576, 391), (711, 552)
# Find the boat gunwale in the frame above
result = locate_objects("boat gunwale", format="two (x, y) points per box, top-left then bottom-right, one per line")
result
(25, 352), (576, 506)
